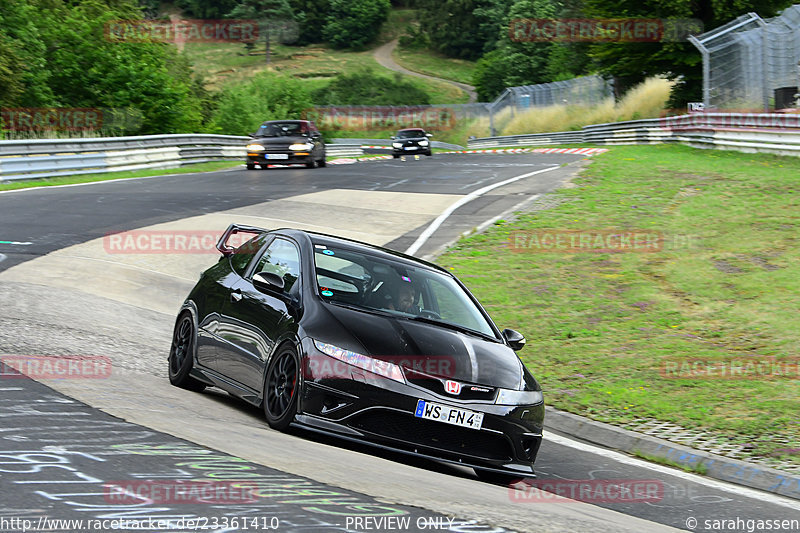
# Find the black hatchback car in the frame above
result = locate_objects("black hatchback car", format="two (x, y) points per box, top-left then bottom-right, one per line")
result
(391, 128), (433, 158)
(168, 225), (544, 481)
(246, 120), (326, 169)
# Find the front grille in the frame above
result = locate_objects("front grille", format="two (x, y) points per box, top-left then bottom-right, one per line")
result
(404, 369), (496, 401)
(349, 409), (513, 461)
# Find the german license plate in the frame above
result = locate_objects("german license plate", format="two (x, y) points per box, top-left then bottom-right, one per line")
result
(403, 146), (417, 150)
(265, 154), (288, 160)
(414, 399), (483, 430)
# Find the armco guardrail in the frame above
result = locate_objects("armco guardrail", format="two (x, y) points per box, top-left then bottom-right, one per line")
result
(469, 113), (800, 157)
(0, 134), (248, 181)
(467, 131), (584, 149)
(326, 145), (364, 157)
(332, 138), (465, 151)
(0, 135), (369, 182)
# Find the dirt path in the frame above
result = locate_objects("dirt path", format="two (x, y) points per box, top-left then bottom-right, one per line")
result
(373, 39), (478, 103)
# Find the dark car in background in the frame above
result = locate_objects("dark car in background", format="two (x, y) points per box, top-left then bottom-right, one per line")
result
(392, 128), (433, 158)
(168, 225), (545, 481)
(246, 120), (326, 170)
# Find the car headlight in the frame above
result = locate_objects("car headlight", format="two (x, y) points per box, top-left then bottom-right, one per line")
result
(495, 389), (543, 405)
(313, 340), (405, 383)
(392, 142), (403, 148)
(419, 140), (429, 146)
(246, 144), (265, 151)
(289, 143), (314, 151)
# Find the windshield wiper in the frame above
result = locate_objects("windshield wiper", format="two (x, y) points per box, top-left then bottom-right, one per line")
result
(403, 315), (498, 342)
(326, 300), (395, 318)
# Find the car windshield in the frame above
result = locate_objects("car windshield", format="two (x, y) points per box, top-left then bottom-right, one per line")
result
(313, 244), (497, 339)
(397, 130), (425, 139)
(256, 122), (306, 137)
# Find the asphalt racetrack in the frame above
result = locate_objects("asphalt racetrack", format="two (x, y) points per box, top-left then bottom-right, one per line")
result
(1, 153), (798, 532)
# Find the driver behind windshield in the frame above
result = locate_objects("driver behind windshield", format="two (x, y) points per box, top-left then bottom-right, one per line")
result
(388, 283), (420, 314)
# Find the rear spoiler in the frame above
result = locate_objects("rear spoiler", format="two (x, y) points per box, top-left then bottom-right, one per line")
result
(216, 223), (268, 256)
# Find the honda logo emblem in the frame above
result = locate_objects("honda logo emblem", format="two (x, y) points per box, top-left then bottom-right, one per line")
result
(445, 380), (461, 395)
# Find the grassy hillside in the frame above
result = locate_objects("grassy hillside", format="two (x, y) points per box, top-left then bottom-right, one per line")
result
(182, 7), (474, 106)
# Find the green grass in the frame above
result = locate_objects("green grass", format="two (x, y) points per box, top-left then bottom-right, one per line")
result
(438, 144), (800, 463)
(0, 161), (241, 191)
(393, 46), (477, 86)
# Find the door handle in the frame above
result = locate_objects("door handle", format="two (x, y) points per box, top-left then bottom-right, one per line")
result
(231, 290), (243, 303)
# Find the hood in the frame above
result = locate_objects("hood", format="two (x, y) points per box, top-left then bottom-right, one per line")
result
(311, 302), (524, 389)
(253, 135), (310, 146)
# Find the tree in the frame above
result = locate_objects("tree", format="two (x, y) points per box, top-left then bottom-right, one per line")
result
(227, 0), (296, 64)
(175, 0), (239, 19)
(1, 0), (208, 135)
(294, 0), (329, 45)
(416, 0), (507, 60)
(580, 0), (796, 106)
(472, 0), (561, 100)
(209, 72), (313, 135)
(322, 0), (390, 50)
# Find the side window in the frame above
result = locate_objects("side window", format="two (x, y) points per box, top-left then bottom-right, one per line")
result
(253, 238), (301, 292)
(230, 234), (268, 276)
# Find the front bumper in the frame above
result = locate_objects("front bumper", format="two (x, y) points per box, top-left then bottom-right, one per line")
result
(392, 145), (428, 156)
(247, 152), (313, 165)
(297, 338), (544, 474)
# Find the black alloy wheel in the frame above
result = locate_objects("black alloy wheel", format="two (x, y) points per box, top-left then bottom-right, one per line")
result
(168, 314), (206, 391)
(264, 345), (300, 430)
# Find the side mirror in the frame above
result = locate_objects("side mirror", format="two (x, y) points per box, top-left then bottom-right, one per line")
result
(426, 133), (433, 138)
(390, 136), (396, 140)
(248, 133), (256, 138)
(253, 272), (285, 293)
(502, 328), (526, 351)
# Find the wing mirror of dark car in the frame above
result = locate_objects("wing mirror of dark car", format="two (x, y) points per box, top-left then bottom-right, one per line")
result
(502, 328), (526, 351)
(426, 133), (433, 137)
(390, 136), (396, 140)
(252, 272), (285, 293)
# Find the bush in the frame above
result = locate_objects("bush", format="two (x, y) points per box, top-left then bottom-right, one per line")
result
(209, 72), (313, 135)
(311, 68), (430, 106)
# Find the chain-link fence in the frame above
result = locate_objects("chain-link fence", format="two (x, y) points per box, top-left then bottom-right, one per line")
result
(689, 5), (800, 111)
(486, 75), (614, 135)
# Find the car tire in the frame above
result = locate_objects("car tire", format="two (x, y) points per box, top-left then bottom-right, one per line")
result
(263, 344), (300, 431)
(317, 156), (326, 167)
(305, 159), (316, 169)
(246, 163), (256, 170)
(168, 313), (206, 392)
(393, 154), (400, 159)
(425, 150), (432, 156)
